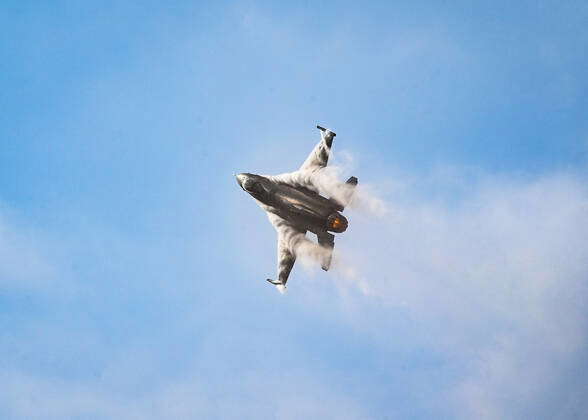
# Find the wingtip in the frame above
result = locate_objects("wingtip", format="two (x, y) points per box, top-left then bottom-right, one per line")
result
(317, 124), (336, 137)
(267, 278), (287, 293)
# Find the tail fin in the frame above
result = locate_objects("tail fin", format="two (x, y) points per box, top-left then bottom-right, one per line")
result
(330, 176), (358, 211)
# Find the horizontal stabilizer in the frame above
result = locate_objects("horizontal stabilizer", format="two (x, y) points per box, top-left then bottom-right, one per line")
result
(317, 232), (335, 271)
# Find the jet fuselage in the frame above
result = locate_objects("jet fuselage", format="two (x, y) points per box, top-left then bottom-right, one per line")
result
(236, 173), (348, 234)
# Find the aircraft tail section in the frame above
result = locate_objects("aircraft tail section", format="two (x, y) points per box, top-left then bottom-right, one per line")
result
(329, 176), (358, 211)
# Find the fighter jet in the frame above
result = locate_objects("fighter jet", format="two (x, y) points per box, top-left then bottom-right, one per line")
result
(236, 125), (358, 292)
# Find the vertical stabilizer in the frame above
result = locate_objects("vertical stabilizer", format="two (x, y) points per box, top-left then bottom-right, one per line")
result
(329, 176), (358, 211)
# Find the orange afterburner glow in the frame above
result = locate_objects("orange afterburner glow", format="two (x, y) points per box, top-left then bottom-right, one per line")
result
(326, 211), (348, 233)
(326, 213), (348, 232)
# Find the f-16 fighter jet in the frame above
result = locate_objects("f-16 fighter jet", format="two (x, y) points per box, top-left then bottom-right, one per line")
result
(236, 125), (358, 293)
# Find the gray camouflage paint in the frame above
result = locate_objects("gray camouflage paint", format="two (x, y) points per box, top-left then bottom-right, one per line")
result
(236, 126), (358, 291)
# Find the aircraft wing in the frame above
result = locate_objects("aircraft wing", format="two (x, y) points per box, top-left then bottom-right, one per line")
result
(299, 126), (336, 172)
(266, 213), (307, 292)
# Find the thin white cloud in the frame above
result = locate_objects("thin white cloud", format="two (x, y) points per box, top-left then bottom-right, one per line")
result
(293, 163), (588, 419)
(0, 207), (63, 294)
(0, 369), (369, 420)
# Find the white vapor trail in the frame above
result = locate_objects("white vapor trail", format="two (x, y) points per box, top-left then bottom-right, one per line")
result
(292, 159), (588, 419)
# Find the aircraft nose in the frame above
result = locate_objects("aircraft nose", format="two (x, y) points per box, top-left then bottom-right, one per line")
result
(235, 173), (246, 187)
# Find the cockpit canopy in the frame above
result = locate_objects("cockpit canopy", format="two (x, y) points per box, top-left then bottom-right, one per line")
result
(242, 179), (264, 195)
(237, 173), (266, 197)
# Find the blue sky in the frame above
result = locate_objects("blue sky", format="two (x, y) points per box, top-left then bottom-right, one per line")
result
(1, 1), (587, 419)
